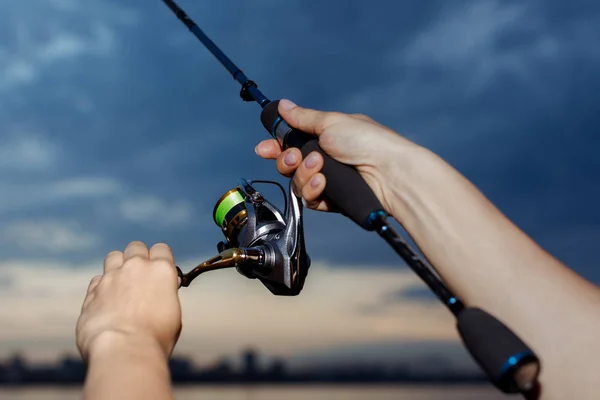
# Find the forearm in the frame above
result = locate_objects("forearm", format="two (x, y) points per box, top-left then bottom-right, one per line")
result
(385, 148), (600, 398)
(84, 333), (174, 400)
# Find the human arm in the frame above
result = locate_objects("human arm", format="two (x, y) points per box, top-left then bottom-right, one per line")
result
(383, 145), (600, 399)
(83, 333), (173, 400)
(76, 241), (182, 400)
(255, 99), (600, 399)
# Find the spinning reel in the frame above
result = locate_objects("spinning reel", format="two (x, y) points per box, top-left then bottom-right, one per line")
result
(176, 179), (310, 296)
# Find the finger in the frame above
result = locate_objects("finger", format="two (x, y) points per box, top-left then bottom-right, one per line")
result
(123, 241), (149, 262)
(82, 275), (102, 311)
(275, 148), (303, 178)
(313, 200), (331, 212)
(81, 293), (94, 312)
(302, 173), (327, 210)
(149, 244), (179, 288)
(300, 192), (330, 213)
(87, 275), (102, 294)
(104, 251), (123, 273)
(149, 243), (175, 265)
(278, 99), (342, 136)
(292, 151), (324, 194)
(255, 139), (282, 160)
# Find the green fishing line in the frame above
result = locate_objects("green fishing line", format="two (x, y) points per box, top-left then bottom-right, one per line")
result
(214, 189), (244, 227)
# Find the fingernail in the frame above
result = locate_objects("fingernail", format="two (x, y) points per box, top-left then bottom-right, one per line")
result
(256, 142), (271, 154)
(279, 99), (297, 111)
(304, 152), (319, 169)
(310, 175), (322, 188)
(284, 151), (297, 166)
(254, 145), (260, 155)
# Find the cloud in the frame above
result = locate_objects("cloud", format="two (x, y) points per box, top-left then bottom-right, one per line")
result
(402, 1), (536, 73)
(47, 177), (122, 198)
(0, 272), (14, 291)
(1, 219), (100, 254)
(0, 23), (116, 91)
(388, 286), (438, 303)
(118, 196), (195, 227)
(38, 25), (113, 63)
(0, 0), (141, 93)
(356, 283), (440, 316)
(0, 130), (59, 171)
(0, 177), (122, 215)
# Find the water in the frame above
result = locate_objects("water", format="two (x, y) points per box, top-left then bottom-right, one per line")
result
(0, 385), (512, 400)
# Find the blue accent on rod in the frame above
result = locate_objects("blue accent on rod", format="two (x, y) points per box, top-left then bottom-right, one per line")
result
(500, 350), (533, 376)
(366, 210), (387, 230)
(271, 116), (282, 139)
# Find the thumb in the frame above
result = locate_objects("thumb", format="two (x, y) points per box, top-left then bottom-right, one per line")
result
(278, 99), (335, 136)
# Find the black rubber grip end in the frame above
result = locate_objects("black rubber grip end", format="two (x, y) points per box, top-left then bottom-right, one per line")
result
(259, 100), (385, 230)
(456, 307), (540, 394)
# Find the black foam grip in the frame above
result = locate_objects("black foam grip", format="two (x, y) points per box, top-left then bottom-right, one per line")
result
(260, 101), (384, 230)
(456, 307), (540, 393)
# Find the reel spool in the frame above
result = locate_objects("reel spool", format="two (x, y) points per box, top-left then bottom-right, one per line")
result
(213, 188), (247, 247)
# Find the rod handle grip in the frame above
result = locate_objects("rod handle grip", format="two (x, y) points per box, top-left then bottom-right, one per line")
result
(457, 307), (541, 394)
(260, 100), (385, 230)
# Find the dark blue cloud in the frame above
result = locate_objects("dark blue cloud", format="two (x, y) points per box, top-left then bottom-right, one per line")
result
(1, 0), (599, 288)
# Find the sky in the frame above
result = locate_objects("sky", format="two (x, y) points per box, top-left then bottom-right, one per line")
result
(0, 0), (599, 371)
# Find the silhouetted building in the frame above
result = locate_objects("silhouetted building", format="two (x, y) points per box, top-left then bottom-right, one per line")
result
(242, 348), (258, 378)
(5, 353), (27, 383)
(169, 356), (193, 374)
(212, 357), (232, 375)
(169, 355), (194, 381)
(267, 357), (286, 378)
(57, 355), (86, 382)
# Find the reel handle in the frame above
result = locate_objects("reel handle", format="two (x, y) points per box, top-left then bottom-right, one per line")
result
(457, 307), (540, 393)
(260, 100), (385, 231)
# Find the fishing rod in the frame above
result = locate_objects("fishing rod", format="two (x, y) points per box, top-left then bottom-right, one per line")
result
(162, 0), (540, 395)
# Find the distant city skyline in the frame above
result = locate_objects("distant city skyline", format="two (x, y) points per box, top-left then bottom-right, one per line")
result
(0, 346), (488, 386)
